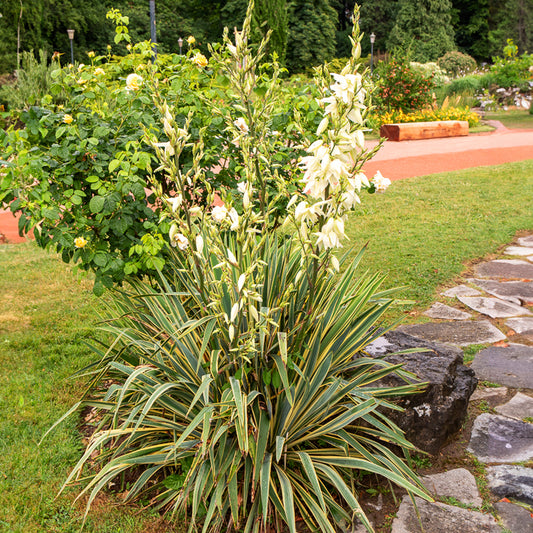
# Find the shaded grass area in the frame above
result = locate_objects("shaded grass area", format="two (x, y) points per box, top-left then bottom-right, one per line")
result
(0, 159), (532, 531)
(483, 109), (533, 129)
(346, 159), (533, 321)
(0, 245), (174, 532)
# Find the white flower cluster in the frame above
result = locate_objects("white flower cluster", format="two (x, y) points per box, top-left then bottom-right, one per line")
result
(212, 204), (239, 231)
(295, 68), (390, 251)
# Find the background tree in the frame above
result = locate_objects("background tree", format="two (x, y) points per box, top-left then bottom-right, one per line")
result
(451, 0), (491, 61)
(387, 0), (456, 62)
(488, 0), (533, 57)
(285, 0), (338, 73)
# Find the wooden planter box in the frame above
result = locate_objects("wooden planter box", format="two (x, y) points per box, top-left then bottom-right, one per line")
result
(380, 120), (469, 141)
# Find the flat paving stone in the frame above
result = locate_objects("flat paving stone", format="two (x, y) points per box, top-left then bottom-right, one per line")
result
(442, 284), (482, 298)
(487, 465), (533, 505)
(506, 317), (533, 335)
(420, 468), (482, 507)
(391, 496), (503, 533)
(398, 320), (506, 346)
(505, 246), (533, 256)
(518, 235), (533, 247)
(474, 259), (533, 280)
(494, 501), (533, 533)
(457, 295), (531, 318)
(467, 414), (533, 463)
(470, 386), (508, 402)
(495, 392), (533, 420)
(471, 343), (533, 389)
(423, 302), (472, 320)
(469, 278), (533, 305)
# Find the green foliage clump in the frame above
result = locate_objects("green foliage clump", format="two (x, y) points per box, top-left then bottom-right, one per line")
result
(0, 50), (64, 111)
(375, 57), (435, 112)
(437, 51), (477, 77)
(444, 73), (493, 97)
(489, 39), (533, 91)
(409, 61), (449, 87)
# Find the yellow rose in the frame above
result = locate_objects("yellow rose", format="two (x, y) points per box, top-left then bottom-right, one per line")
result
(87, 51), (95, 58)
(126, 73), (143, 91)
(74, 236), (88, 248)
(187, 35), (195, 45)
(192, 53), (208, 68)
(94, 68), (105, 76)
(63, 114), (74, 124)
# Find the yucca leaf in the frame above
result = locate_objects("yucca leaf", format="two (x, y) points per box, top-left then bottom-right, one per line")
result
(296, 451), (327, 512)
(230, 376), (249, 453)
(187, 374), (213, 416)
(314, 456), (429, 499)
(314, 463), (374, 531)
(260, 452), (272, 527)
(228, 468), (239, 526)
(272, 354), (293, 405)
(274, 464), (296, 533)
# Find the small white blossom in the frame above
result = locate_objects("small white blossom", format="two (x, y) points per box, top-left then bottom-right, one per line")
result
(166, 194), (182, 212)
(212, 205), (228, 222)
(195, 235), (204, 253)
(234, 117), (249, 134)
(228, 208), (239, 231)
(169, 224), (189, 250)
(372, 171), (391, 193)
(315, 217), (346, 250)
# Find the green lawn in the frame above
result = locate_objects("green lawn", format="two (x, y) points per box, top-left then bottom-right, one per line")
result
(483, 109), (533, 129)
(346, 159), (533, 321)
(1, 159), (532, 531)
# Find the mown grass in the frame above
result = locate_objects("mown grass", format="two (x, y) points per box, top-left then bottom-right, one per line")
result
(1, 159), (532, 531)
(0, 245), (175, 532)
(346, 159), (533, 321)
(484, 109), (533, 129)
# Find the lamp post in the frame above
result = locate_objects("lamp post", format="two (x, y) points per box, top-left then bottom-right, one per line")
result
(149, 0), (157, 62)
(178, 37), (183, 55)
(67, 29), (75, 64)
(370, 32), (375, 75)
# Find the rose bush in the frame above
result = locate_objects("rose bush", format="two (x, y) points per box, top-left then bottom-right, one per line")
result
(374, 56), (435, 113)
(0, 10), (322, 294)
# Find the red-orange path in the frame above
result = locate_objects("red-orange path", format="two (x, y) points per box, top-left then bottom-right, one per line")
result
(2, 123), (532, 244)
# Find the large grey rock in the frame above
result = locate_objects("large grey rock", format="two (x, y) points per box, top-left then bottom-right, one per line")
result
(420, 468), (482, 507)
(367, 330), (477, 455)
(505, 246), (533, 256)
(471, 343), (533, 389)
(474, 259), (533, 280)
(458, 295), (531, 318)
(423, 302), (472, 320)
(470, 278), (533, 305)
(506, 317), (533, 335)
(518, 235), (533, 247)
(495, 392), (533, 420)
(391, 496), (503, 533)
(398, 320), (506, 346)
(467, 414), (533, 463)
(442, 285), (482, 298)
(494, 501), (533, 533)
(487, 465), (533, 505)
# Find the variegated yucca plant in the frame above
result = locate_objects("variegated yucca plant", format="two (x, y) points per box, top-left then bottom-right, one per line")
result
(55, 2), (431, 531)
